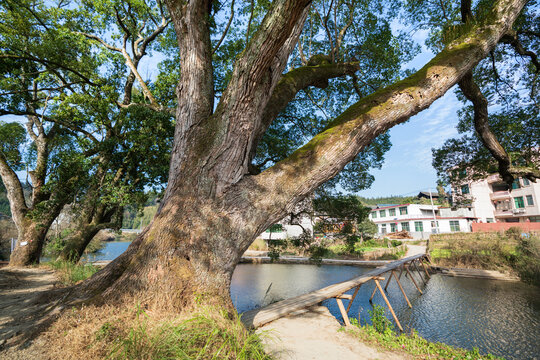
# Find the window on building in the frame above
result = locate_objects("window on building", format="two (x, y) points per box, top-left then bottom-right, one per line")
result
(486, 218), (494, 223)
(380, 210), (386, 217)
(526, 195), (534, 206)
(389, 208), (396, 216)
(512, 179), (521, 189)
(265, 224), (283, 233)
(431, 221), (439, 233)
(401, 222), (410, 231)
(390, 223), (397, 232)
(514, 196), (525, 209)
(381, 224), (387, 234)
(371, 211), (377, 218)
(530, 216), (540, 223)
(523, 178), (530, 186)
(414, 221), (423, 232)
(450, 220), (460, 232)
(461, 184), (470, 194)
(399, 206), (408, 215)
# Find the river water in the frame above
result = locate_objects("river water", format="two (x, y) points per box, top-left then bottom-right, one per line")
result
(88, 243), (540, 359)
(232, 264), (540, 360)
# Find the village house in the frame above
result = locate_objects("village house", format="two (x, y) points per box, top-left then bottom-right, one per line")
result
(451, 174), (540, 224)
(368, 203), (473, 240)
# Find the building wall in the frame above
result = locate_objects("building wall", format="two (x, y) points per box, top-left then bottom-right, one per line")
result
(453, 176), (540, 223)
(472, 222), (540, 232)
(469, 180), (496, 222)
(370, 204), (471, 238)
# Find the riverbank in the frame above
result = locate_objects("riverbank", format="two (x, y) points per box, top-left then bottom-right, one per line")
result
(428, 231), (540, 286)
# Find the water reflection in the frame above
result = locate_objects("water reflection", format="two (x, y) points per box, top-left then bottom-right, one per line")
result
(232, 264), (540, 360)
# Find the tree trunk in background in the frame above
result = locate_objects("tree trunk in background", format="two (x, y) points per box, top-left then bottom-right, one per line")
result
(71, 0), (527, 311)
(9, 217), (55, 265)
(58, 205), (121, 263)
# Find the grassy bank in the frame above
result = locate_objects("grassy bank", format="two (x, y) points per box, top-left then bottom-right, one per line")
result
(345, 305), (503, 360)
(260, 236), (407, 261)
(428, 230), (540, 286)
(43, 304), (270, 360)
(45, 260), (100, 285)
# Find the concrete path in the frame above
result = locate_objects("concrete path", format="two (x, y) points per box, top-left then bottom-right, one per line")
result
(258, 306), (408, 360)
(404, 244), (426, 257)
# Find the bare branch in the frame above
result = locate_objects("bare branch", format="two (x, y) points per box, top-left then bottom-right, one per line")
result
(212, 0), (235, 55)
(76, 32), (122, 52)
(501, 31), (540, 73)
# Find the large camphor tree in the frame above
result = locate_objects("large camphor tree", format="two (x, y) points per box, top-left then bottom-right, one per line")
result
(69, 0), (532, 310)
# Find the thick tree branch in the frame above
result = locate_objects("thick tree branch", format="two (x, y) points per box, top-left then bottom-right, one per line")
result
(244, 0), (527, 230)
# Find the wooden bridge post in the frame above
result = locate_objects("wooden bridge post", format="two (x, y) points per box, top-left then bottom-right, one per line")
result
(372, 278), (404, 332)
(346, 285), (361, 313)
(335, 297), (351, 326)
(420, 258), (431, 279)
(384, 271), (394, 291)
(405, 265), (423, 294)
(413, 259), (427, 285)
(391, 270), (412, 308)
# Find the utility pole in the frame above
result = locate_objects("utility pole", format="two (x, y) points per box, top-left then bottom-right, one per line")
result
(429, 188), (439, 234)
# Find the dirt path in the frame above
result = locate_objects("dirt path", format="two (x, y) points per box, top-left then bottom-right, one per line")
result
(258, 306), (408, 360)
(0, 267), (58, 359)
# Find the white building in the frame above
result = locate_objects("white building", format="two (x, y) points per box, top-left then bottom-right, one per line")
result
(368, 203), (473, 240)
(452, 175), (540, 223)
(260, 215), (313, 240)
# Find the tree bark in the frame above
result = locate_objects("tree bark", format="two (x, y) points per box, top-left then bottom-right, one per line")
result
(72, 0), (527, 311)
(57, 205), (120, 263)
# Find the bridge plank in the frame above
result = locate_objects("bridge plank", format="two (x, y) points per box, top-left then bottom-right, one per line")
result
(241, 253), (426, 328)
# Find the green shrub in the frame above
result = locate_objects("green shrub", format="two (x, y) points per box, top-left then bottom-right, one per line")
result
(390, 240), (402, 247)
(368, 304), (394, 335)
(46, 260), (100, 285)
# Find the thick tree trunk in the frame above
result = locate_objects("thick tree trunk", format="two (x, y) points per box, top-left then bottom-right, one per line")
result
(9, 216), (56, 266)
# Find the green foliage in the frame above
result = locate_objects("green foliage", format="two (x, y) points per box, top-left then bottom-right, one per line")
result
(314, 194), (370, 223)
(107, 306), (271, 360)
(368, 304), (394, 335)
(347, 316), (503, 360)
(0, 121), (26, 169)
(45, 260), (100, 285)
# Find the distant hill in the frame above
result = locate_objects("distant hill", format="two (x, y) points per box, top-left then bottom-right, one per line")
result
(358, 195), (446, 206)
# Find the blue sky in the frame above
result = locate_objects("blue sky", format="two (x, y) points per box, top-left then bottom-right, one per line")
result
(358, 28), (463, 198)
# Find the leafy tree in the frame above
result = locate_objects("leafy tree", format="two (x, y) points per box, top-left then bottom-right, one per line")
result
(0, 0), (174, 265)
(431, 0), (539, 189)
(13, 0), (529, 314)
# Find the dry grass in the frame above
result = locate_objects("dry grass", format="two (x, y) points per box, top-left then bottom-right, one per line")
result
(40, 300), (270, 360)
(248, 238), (268, 251)
(428, 232), (517, 272)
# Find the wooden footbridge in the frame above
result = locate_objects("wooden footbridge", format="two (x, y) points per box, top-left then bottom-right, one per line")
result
(241, 253), (432, 331)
